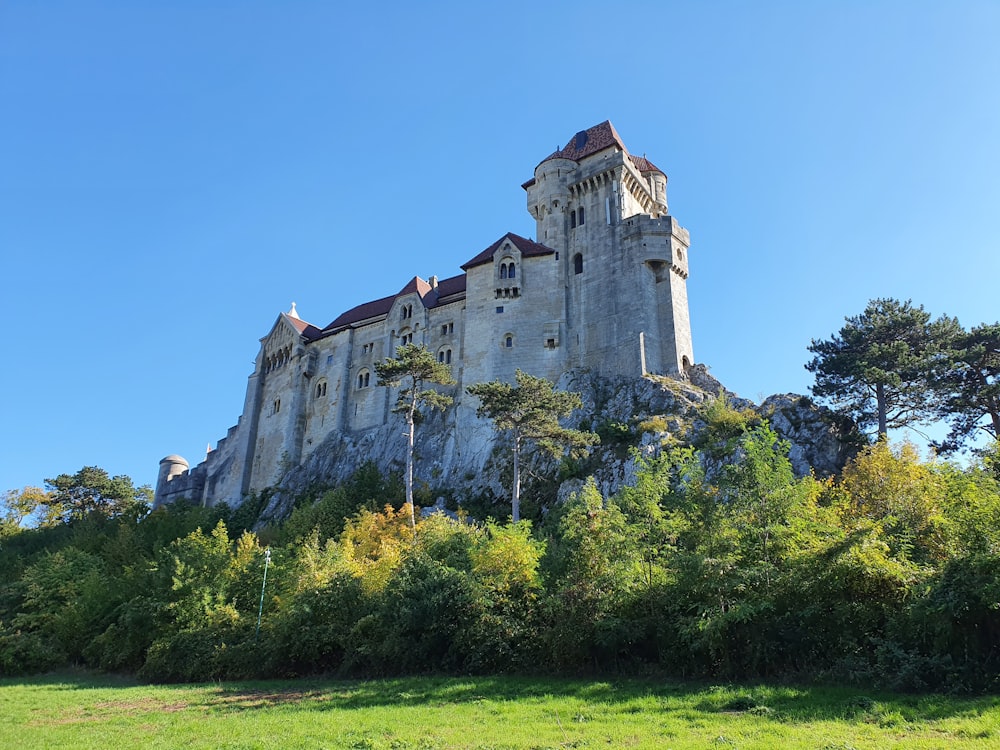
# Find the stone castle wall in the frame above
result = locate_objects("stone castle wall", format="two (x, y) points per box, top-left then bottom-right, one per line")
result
(154, 122), (696, 510)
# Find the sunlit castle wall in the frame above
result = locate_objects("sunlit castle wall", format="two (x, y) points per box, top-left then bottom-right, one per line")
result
(154, 121), (695, 510)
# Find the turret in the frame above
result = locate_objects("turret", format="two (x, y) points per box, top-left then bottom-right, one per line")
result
(525, 157), (575, 248)
(154, 454), (189, 508)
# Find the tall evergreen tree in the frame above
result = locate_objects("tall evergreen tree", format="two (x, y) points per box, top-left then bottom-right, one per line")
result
(932, 322), (1000, 454)
(467, 370), (597, 522)
(375, 344), (454, 529)
(805, 298), (958, 438)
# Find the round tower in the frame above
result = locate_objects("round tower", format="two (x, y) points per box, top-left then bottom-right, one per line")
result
(526, 157), (575, 248)
(154, 454), (189, 509)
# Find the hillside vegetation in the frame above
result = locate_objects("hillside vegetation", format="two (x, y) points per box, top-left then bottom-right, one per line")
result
(2, 396), (999, 691)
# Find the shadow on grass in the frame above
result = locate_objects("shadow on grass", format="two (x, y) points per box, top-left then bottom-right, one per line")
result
(6, 672), (1000, 725)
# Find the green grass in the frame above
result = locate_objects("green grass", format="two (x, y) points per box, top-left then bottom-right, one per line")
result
(2, 672), (998, 749)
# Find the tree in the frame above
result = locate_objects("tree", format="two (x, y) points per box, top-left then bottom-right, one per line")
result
(932, 322), (1000, 454)
(805, 298), (958, 438)
(467, 370), (598, 521)
(0, 486), (50, 532)
(43, 466), (151, 524)
(374, 344), (454, 529)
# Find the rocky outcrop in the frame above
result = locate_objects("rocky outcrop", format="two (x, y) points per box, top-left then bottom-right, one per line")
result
(257, 367), (859, 523)
(759, 393), (861, 477)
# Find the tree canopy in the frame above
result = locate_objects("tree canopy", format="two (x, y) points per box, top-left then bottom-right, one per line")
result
(43, 466), (151, 524)
(806, 298), (959, 438)
(932, 322), (1000, 454)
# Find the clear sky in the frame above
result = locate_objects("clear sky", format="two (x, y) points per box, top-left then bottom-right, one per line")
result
(2, 1), (998, 493)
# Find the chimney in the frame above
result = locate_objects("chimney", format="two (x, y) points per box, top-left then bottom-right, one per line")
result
(430, 275), (438, 290)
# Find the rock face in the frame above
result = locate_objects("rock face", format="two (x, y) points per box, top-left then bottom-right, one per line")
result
(760, 393), (861, 478)
(257, 366), (858, 523)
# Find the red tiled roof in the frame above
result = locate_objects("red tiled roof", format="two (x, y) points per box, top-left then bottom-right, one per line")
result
(319, 273), (469, 335)
(323, 293), (397, 332)
(460, 232), (555, 271)
(396, 276), (433, 301)
(284, 313), (324, 340)
(629, 153), (664, 175)
(539, 120), (626, 165)
(430, 273), (466, 304)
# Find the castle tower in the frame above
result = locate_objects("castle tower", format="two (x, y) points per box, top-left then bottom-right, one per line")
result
(524, 121), (693, 377)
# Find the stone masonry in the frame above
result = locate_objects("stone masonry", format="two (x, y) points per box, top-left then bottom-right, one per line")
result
(155, 121), (694, 508)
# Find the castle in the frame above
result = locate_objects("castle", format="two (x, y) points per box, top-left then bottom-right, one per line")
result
(155, 121), (694, 508)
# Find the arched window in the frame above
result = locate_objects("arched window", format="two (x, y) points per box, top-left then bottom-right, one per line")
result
(358, 371), (370, 389)
(505, 335), (513, 348)
(573, 253), (583, 275)
(500, 263), (508, 279)
(508, 263), (515, 279)
(445, 349), (452, 364)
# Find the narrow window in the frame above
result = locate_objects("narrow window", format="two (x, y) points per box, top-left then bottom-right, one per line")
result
(578, 206), (585, 225)
(438, 351), (444, 363)
(571, 211), (576, 228)
(445, 349), (452, 364)
(505, 335), (513, 348)
(508, 263), (515, 279)
(573, 253), (583, 274)
(500, 263), (508, 279)
(326, 354), (333, 365)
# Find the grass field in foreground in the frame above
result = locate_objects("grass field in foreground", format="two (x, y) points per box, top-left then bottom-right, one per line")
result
(1, 672), (998, 749)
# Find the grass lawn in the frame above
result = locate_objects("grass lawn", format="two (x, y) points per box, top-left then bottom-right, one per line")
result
(1, 672), (998, 749)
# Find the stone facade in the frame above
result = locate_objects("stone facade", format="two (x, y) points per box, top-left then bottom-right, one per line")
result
(155, 121), (694, 508)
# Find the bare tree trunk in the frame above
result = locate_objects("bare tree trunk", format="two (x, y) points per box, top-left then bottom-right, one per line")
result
(511, 435), (521, 523)
(406, 393), (417, 530)
(876, 382), (888, 438)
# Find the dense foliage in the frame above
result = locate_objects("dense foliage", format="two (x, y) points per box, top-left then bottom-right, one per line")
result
(3, 418), (999, 692)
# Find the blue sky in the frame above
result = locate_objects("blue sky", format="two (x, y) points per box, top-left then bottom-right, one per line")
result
(2, 1), (998, 493)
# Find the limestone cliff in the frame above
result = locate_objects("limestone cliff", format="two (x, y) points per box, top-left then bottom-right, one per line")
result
(256, 366), (859, 523)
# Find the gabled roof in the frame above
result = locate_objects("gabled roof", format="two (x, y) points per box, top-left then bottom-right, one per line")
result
(318, 273), (469, 336)
(461, 232), (555, 271)
(284, 313), (324, 340)
(323, 293), (397, 333)
(395, 275), (433, 301)
(430, 274), (466, 304)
